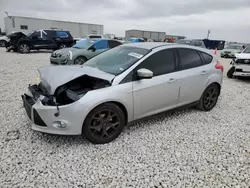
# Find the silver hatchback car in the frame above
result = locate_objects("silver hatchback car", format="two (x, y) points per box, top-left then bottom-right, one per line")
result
(22, 43), (223, 144)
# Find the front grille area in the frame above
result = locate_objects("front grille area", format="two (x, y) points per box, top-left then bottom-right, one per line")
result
(236, 59), (250, 64)
(33, 109), (47, 127)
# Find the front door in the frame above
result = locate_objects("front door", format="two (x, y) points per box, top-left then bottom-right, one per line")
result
(132, 49), (180, 120)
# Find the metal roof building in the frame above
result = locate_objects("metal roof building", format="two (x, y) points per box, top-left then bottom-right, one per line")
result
(4, 16), (104, 38)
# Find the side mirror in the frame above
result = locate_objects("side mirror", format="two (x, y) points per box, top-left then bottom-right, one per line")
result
(137, 68), (153, 79)
(88, 46), (96, 52)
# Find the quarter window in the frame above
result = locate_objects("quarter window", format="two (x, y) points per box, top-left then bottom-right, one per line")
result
(177, 48), (202, 70)
(136, 49), (176, 76)
(108, 40), (122, 48)
(200, 52), (213, 64)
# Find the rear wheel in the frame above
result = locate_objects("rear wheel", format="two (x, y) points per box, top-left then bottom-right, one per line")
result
(18, 44), (30, 53)
(82, 103), (126, 144)
(197, 84), (220, 111)
(227, 66), (235, 79)
(74, 56), (87, 65)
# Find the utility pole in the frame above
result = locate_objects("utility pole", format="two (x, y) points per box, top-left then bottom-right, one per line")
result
(207, 30), (210, 39)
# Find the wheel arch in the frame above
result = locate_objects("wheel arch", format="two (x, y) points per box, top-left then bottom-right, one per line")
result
(74, 55), (88, 63)
(81, 100), (128, 133)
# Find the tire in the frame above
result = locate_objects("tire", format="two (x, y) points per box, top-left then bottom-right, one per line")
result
(18, 44), (30, 53)
(227, 66), (235, 79)
(197, 83), (220, 111)
(0, 40), (6, 47)
(58, 44), (67, 49)
(74, 56), (87, 65)
(82, 103), (126, 144)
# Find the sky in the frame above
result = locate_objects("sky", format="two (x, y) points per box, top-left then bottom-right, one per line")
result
(0, 0), (250, 42)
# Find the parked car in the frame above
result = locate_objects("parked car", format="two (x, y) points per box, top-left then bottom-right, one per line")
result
(126, 38), (145, 43)
(227, 45), (250, 78)
(220, 44), (243, 58)
(175, 39), (206, 48)
(75, 35), (104, 43)
(22, 43), (223, 144)
(50, 39), (122, 65)
(6, 29), (75, 53)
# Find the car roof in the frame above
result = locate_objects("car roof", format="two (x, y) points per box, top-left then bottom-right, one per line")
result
(122, 42), (175, 49)
(122, 42), (212, 54)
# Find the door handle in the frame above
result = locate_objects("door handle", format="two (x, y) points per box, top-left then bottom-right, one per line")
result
(200, 71), (207, 75)
(167, 78), (177, 83)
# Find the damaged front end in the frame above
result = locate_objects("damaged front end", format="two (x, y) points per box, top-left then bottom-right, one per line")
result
(29, 75), (111, 107)
(25, 65), (115, 107)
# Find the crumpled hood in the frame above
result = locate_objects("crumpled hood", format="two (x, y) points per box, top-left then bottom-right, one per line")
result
(38, 65), (115, 95)
(235, 53), (250, 59)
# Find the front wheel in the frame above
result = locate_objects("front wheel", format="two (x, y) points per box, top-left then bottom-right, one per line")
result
(227, 66), (235, 79)
(82, 103), (126, 144)
(74, 56), (87, 65)
(18, 44), (30, 53)
(197, 84), (220, 111)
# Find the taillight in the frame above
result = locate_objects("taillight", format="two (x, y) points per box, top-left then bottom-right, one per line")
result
(215, 61), (224, 72)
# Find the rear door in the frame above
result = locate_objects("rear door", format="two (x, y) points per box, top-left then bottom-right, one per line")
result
(175, 48), (211, 105)
(132, 49), (180, 119)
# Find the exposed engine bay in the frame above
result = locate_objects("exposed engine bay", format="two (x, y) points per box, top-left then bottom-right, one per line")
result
(29, 75), (111, 106)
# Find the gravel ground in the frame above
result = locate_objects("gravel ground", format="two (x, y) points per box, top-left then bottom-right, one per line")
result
(0, 48), (250, 188)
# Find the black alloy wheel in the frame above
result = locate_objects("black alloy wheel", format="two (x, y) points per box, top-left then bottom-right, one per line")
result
(74, 56), (87, 65)
(82, 103), (125, 144)
(197, 84), (220, 111)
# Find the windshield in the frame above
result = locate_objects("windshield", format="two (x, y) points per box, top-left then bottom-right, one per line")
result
(84, 46), (150, 75)
(72, 40), (94, 49)
(242, 45), (250, 53)
(226, 45), (242, 50)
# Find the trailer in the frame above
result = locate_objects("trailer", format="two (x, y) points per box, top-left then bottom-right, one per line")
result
(125, 29), (166, 42)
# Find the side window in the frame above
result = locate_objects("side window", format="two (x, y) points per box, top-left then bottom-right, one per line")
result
(177, 48), (202, 70)
(31, 31), (40, 38)
(108, 40), (121, 48)
(56, 31), (69, 38)
(93, 40), (108, 49)
(136, 49), (176, 77)
(200, 52), (213, 64)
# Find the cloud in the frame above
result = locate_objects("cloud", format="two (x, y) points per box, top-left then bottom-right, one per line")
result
(0, 0), (250, 42)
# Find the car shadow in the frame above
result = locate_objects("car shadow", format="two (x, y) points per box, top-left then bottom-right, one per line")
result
(233, 77), (250, 83)
(7, 50), (53, 54)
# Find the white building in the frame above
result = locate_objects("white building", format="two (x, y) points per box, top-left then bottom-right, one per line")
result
(4, 16), (104, 38)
